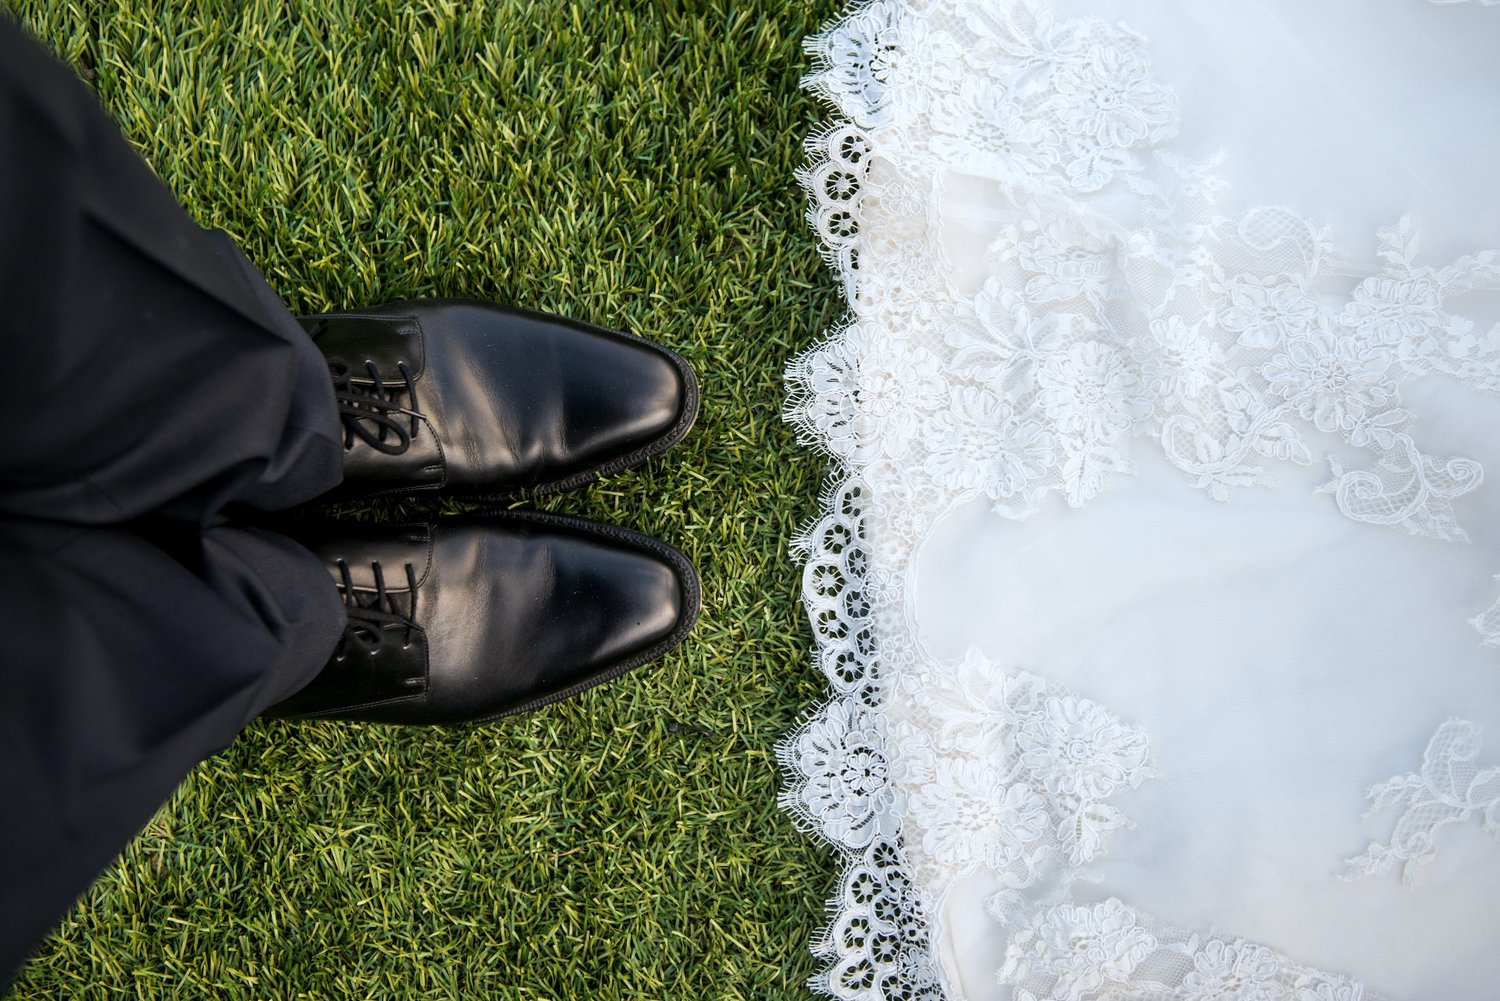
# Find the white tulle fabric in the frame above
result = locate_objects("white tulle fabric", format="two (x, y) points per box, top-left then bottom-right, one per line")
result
(780, 2), (1500, 999)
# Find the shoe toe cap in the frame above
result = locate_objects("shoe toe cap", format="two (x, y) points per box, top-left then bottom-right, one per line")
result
(428, 519), (699, 720)
(548, 327), (697, 484)
(555, 532), (691, 668)
(416, 302), (698, 491)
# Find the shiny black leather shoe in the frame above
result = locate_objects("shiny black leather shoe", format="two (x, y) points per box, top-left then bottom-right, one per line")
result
(301, 300), (699, 500)
(262, 512), (700, 724)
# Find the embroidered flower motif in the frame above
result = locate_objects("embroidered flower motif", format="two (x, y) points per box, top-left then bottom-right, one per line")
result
(921, 386), (1006, 479)
(1178, 939), (1289, 1001)
(956, 282), (1031, 372)
(932, 78), (1061, 177)
(992, 418), (1055, 505)
(883, 939), (946, 996)
(995, 901), (1375, 1001)
(955, 280), (1092, 387)
(884, 19), (967, 92)
(789, 334), (864, 461)
(1037, 341), (1151, 443)
(909, 648), (1033, 758)
(808, 1), (903, 127)
(1051, 41), (1175, 150)
(860, 176), (930, 253)
(923, 388), (1054, 503)
(858, 273), (953, 337)
(854, 343), (949, 462)
(791, 699), (899, 850)
(1217, 276), (1320, 349)
(1147, 316), (1223, 402)
(1341, 275), (1444, 347)
(900, 655), (1155, 870)
(1016, 695), (1154, 801)
(910, 759), (1049, 871)
(999, 899), (1157, 1000)
(1263, 333), (1399, 438)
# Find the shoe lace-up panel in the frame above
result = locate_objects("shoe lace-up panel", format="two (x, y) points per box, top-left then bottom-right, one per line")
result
(328, 357), (421, 455)
(333, 558), (422, 659)
(301, 313), (447, 494)
(263, 556), (430, 719)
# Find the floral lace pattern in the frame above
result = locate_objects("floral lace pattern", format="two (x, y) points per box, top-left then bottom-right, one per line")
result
(788, 697), (902, 851)
(890, 650), (1156, 885)
(994, 898), (1378, 1001)
(1342, 719), (1500, 886)
(801, 180), (1500, 536)
(797, 0), (1500, 536)
(783, 0), (1498, 997)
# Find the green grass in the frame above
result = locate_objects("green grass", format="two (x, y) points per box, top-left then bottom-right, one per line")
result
(8, 1), (844, 997)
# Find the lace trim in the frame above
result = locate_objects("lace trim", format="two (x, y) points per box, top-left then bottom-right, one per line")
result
(778, 474), (948, 999)
(783, 0), (1495, 997)
(1342, 719), (1500, 886)
(816, 837), (947, 1001)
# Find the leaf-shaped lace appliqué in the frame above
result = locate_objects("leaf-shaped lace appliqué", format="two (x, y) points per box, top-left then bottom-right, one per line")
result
(1342, 718), (1500, 886)
(994, 897), (1378, 1001)
(1469, 578), (1500, 648)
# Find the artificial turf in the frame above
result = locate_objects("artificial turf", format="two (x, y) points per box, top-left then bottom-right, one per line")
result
(7, 1), (845, 997)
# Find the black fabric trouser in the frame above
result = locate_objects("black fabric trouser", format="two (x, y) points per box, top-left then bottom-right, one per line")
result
(0, 18), (348, 981)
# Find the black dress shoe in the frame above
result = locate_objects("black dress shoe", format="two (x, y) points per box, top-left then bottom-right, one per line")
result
(261, 512), (700, 724)
(301, 300), (699, 500)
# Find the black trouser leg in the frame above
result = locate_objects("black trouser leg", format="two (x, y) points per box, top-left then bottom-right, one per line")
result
(0, 16), (350, 982)
(0, 519), (345, 982)
(0, 15), (344, 525)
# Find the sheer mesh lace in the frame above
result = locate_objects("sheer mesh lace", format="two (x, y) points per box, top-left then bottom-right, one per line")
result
(781, 0), (1500, 997)
(1342, 719), (1500, 887)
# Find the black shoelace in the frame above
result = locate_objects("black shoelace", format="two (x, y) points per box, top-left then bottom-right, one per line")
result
(328, 358), (422, 456)
(333, 558), (420, 661)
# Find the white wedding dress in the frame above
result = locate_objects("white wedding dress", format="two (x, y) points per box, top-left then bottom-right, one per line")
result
(780, 2), (1500, 999)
